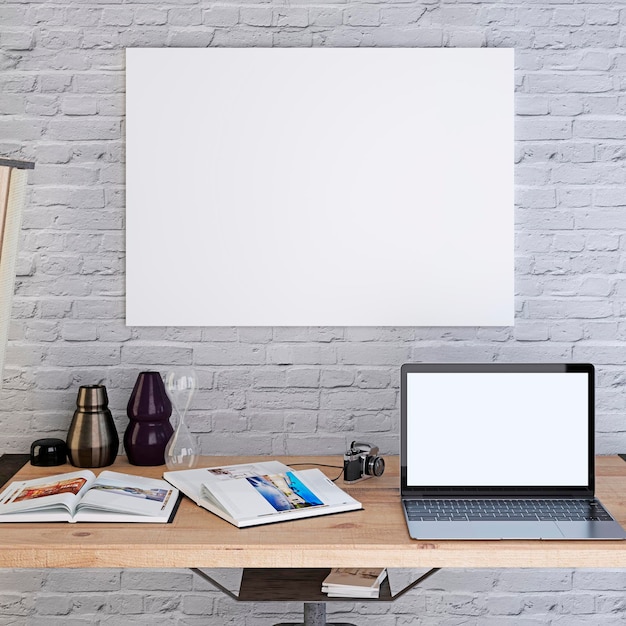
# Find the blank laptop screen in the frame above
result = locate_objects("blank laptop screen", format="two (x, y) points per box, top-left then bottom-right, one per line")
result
(405, 370), (590, 488)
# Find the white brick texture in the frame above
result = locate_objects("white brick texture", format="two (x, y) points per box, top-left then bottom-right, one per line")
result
(1, 0), (626, 622)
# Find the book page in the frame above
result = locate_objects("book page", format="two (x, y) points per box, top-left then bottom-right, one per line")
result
(203, 464), (327, 522)
(0, 470), (95, 517)
(293, 469), (359, 507)
(76, 471), (177, 517)
(165, 461), (292, 511)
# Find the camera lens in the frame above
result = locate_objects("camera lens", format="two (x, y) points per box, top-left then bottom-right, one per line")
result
(365, 455), (385, 477)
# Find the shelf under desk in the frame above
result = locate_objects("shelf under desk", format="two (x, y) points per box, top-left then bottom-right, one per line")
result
(0, 455), (625, 570)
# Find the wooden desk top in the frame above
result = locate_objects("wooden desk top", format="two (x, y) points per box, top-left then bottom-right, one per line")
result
(1, 455), (625, 570)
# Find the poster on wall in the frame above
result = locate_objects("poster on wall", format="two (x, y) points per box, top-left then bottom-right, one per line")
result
(125, 48), (514, 326)
(0, 160), (32, 387)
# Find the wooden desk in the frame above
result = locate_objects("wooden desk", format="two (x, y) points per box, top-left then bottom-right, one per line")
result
(0, 455), (625, 570)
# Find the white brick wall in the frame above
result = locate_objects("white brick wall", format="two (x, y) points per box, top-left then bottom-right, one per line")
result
(2, 567), (626, 623)
(1, 0), (626, 622)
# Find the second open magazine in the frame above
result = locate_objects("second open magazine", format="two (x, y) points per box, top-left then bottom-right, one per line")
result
(163, 461), (362, 528)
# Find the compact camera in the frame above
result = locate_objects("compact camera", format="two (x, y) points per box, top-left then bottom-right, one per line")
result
(343, 441), (385, 483)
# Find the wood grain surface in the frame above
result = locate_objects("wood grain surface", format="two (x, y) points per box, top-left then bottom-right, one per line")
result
(0, 455), (625, 569)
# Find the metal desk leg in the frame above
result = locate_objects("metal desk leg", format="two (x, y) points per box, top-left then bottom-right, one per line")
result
(304, 603), (327, 625)
(274, 601), (356, 626)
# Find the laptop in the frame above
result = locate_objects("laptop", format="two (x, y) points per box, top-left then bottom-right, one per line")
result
(401, 363), (626, 540)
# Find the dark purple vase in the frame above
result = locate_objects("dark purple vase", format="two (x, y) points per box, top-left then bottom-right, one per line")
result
(124, 371), (173, 466)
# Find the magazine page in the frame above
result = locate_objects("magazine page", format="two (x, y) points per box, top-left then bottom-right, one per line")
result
(201, 464), (328, 523)
(0, 470), (96, 519)
(75, 471), (178, 519)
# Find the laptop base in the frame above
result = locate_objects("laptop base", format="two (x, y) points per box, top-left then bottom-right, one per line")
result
(405, 519), (626, 540)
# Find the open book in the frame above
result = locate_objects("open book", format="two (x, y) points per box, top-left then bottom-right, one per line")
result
(164, 461), (361, 528)
(0, 470), (180, 523)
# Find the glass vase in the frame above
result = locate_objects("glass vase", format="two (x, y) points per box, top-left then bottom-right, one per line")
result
(164, 369), (199, 470)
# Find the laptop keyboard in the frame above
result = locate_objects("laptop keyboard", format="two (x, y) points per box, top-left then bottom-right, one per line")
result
(404, 499), (613, 522)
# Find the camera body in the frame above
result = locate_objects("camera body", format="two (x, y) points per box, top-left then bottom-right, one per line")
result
(343, 441), (385, 483)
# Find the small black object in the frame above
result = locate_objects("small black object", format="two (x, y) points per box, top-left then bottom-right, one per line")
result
(30, 438), (67, 467)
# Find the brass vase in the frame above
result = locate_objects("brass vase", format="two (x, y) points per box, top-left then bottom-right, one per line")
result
(66, 385), (119, 468)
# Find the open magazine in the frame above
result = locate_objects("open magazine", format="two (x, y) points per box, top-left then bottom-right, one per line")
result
(163, 461), (362, 528)
(0, 470), (180, 523)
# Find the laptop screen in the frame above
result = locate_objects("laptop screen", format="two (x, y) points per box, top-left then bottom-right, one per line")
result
(401, 364), (594, 496)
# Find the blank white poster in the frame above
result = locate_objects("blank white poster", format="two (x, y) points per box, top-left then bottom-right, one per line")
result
(125, 48), (513, 326)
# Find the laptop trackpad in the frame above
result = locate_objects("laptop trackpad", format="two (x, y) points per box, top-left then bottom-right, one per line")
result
(409, 521), (565, 540)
